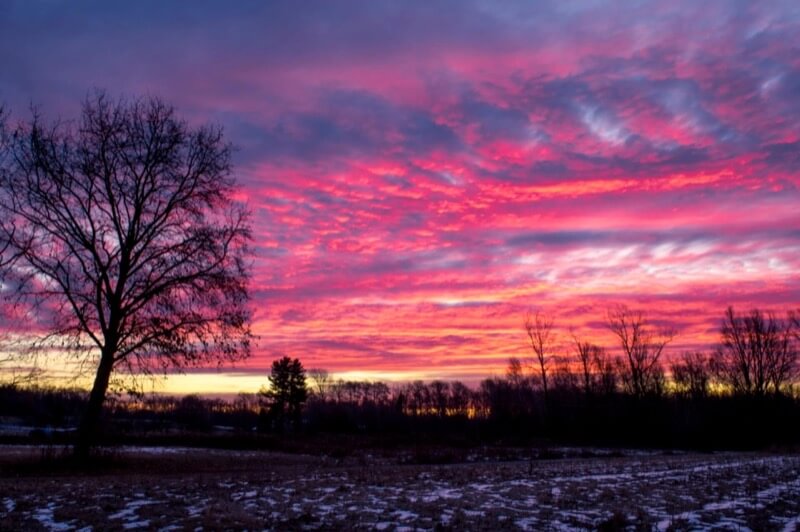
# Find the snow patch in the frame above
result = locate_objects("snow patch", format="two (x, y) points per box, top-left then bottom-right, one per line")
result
(109, 498), (157, 523)
(32, 502), (73, 531)
(782, 515), (800, 532)
(123, 520), (150, 530)
(391, 509), (418, 521)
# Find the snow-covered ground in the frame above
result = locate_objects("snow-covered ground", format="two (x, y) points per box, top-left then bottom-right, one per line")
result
(1, 448), (799, 530)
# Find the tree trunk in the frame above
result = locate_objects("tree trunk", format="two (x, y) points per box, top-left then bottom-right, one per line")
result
(74, 350), (115, 460)
(540, 363), (548, 401)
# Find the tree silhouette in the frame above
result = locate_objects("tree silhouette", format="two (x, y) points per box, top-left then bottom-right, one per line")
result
(0, 107), (19, 382)
(670, 351), (710, 399)
(606, 305), (673, 397)
(711, 307), (797, 396)
(0, 105), (22, 271)
(448, 381), (472, 416)
(429, 380), (450, 417)
(572, 332), (606, 395)
(524, 311), (554, 401)
(261, 356), (307, 430)
(592, 347), (618, 396)
(307, 367), (331, 399)
(0, 94), (252, 457)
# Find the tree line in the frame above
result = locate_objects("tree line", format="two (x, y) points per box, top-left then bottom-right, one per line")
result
(521, 304), (800, 400)
(258, 304), (800, 448)
(2, 94), (799, 454)
(3, 301), (800, 450)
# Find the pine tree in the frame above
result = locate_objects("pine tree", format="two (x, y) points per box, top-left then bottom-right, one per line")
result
(261, 356), (307, 431)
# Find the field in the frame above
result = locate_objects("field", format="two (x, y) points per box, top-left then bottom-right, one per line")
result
(1, 446), (799, 531)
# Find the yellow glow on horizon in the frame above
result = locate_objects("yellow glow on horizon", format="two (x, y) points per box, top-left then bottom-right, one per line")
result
(1, 364), (470, 396)
(158, 369), (465, 395)
(153, 373), (270, 396)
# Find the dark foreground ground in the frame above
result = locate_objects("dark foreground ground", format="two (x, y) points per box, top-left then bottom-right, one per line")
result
(0, 445), (799, 531)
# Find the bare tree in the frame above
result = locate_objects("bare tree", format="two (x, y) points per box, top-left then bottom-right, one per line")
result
(670, 351), (711, 399)
(506, 356), (525, 388)
(307, 368), (331, 399)
(550, 355), (579, 392)
(774, 311), (800, 394)
(449, 380), (472, 416)
(792, 310), (800, 340)
(0, 105), (26, 272)
(429, 380), (450, 417)
(524, 311), (554, 400)
(592, 347), (618, 395)
(408, 380), (429, 416)
(572, 332), (605, 395)
(0, 105), (35, 386)
(711, 307), (797, 397)
(606, 305), (674, 397)
(0, 105), (10, 269)
(362, 381), (390, 405)
(0, 94), (252, 457)
(571, 334), (616, 396)
(232, 392), (259, 413)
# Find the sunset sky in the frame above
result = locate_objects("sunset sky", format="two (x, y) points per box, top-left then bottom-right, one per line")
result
(2, 1), (800, 394)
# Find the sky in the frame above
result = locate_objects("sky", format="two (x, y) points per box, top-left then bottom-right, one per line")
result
(2, 1), (800, 394)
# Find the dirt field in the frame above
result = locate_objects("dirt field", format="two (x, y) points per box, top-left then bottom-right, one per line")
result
(0, 445), (799, 531)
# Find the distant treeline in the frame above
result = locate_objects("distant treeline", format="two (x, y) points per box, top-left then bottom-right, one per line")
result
(1, 305), (799, 450)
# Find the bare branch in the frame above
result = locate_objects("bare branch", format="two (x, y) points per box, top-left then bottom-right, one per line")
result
(0, 93), (253, 455)
(606, 304), (674, 397)
(524, 310), (555, 399)
(711, 307), (798, 396)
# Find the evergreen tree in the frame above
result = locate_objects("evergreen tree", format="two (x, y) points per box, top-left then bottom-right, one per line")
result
(261, 356), (307, 430)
